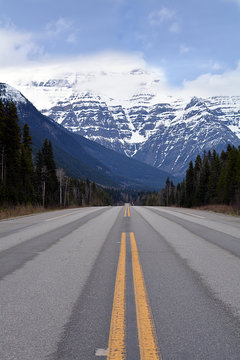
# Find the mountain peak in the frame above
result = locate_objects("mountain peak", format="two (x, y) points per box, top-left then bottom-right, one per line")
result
(2, 77), (240, 178)
(0, 83), (27, 105)
(185, 96), (205, 110)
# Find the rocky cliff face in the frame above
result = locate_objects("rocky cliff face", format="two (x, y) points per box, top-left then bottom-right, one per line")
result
(0, 82), (175, 189)
(9, 72), (240, 177)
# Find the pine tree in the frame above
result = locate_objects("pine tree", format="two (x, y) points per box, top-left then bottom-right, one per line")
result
(185, 161), (194, 207)
(85, 177), (90, 205)
(207, 150), (220, 203)
(218, 147), (239, 204)
(169, 181), (175, 205)
(3, 101), (21, 203)
(20, 123), (34, 203)
(165, 177), (170, 206)
(90, 181), (97, 205)
(36, 139), (59, 207)
(0, 100), (5, 184)
(196, 155), (210, 205)
(35, 149), (45, 205)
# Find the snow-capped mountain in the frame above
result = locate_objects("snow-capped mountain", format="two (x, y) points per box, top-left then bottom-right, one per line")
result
(0, 82), (175, 189)
(7, 69), (240, 177)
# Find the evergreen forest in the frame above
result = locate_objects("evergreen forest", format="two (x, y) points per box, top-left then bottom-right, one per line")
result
(1, 98), (240, 213)
(0, 100), (111, 209)
(135, 146), (240, 210)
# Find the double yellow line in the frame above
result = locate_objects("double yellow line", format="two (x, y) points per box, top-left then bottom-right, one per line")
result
(107, 232), (161, 360)
(124, 206), (130, 217)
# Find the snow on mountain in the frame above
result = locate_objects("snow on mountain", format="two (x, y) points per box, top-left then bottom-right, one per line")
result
(135, 97), (240, 175)
(0, 83), (27, 105)
(1, 82), (175, 190)
(4, 69), (240, 177)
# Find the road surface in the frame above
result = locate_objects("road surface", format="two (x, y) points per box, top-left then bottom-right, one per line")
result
(1, 205), (240, 359)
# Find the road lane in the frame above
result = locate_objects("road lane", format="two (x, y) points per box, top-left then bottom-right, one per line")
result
(132, 207), (240, 359)
(135, 206), (240, 317)
(0, 206), (121, 360)
(0, 207), (107, 251)
(0, 207), (110, 279)
(146, 206), (240, 257)
(130, 232), (160, 360)
(1, 205), (240, 359)
(148, 206), (240, 238)
(0, 207), (93, 238)
(107, 232), (126, 360)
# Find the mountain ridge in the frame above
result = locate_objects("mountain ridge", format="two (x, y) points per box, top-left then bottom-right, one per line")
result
(9, 70), (240, 177)
(0, 82), (175, 190)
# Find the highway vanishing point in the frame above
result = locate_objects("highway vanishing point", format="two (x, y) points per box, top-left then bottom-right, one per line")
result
(1, 205), (240, 359)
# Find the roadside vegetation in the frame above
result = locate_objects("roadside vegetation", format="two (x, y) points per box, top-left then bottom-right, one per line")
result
(1, 98), (239, 218)
(135, 145), (240, 215)
(0, 99), (112, 218)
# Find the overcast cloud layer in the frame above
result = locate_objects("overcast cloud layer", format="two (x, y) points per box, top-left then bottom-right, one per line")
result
(0, 0), (239, 99)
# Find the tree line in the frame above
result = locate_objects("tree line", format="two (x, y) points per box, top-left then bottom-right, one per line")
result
(0, 100), (111, 207)
(135, 145), (240, 209)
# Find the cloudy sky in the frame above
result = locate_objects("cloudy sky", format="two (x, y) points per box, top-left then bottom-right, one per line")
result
(0, 0), (240, 97)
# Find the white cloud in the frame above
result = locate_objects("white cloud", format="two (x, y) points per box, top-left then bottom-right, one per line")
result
(1, 51), (240, 106)
(212, 62), (223, 71)
(149, 7), (175, 26)
(0, 18), (79, 67)
(149, 7), (181, 35)
(181, 62), (240, 97)
(44, 17), (79, 45)
(0, 20), (239, 103)
(0, 52), (171, 108)
(46, 17), (73, 37)
(0, 25), (44, 66)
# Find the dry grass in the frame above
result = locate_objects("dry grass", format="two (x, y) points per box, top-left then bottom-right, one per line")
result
(0, 204), (82, 220)
(194, 204), (240, 216)
(0, 204), (47, 220)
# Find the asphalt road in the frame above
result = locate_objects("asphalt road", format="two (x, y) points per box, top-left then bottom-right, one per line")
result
(1, 205), (240, 359)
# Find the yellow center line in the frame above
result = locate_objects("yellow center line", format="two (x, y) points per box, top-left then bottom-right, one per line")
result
(107, 233), (126, 360)
(130, 232), (161, 360)
(124, 206), (130, 217)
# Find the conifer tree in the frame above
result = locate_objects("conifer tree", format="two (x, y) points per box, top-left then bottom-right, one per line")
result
(36, 139), (59, 206)
(35, 148), (45, 205)
(220, 146), (239, 204)
(20, 123), (34, 203)
(0, 100), (5, 186)
(207, 150), (220, 203)
(196, 155), (210, 205)
(185, 161), (194, 207)
(85, 177), (90, 205)
(3, 101), (21, 203)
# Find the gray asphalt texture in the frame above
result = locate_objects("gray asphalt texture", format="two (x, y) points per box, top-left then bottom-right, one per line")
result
(1, 206), (240, 359)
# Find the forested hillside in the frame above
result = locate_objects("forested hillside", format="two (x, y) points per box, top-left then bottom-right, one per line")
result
(136, 145), (240, 211)
(0, 100), (111, 209)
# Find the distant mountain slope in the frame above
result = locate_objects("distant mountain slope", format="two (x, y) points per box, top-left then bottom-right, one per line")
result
(0, 83), (175, 189)
(10, 70), (240, 177)
(45, 92), (240, 177)
(134, 97), (240, 176)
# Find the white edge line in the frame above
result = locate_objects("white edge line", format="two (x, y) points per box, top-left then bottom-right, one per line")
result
(45, 211), (83, 222)
(181, 212), (205, 219)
